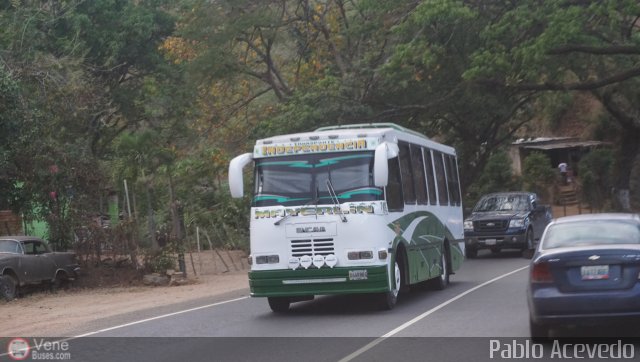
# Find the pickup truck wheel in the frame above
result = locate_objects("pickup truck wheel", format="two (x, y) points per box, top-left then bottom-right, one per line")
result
(466, 248), (477, 259)
(522, 229), (535, 259)
(0, 275), (17, 301)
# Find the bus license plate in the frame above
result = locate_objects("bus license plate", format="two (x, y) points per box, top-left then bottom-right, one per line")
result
(484, 239), (497, 245)
(581, 265), (609, 280)
(349, 270), (368, 281)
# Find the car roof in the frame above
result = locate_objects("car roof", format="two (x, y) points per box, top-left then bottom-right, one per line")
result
(552, 213), (640, 224)
(0, 235), (45, 242)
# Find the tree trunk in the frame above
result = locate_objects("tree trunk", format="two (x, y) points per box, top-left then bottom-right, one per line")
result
(146, 183), (158, 250)
(613, 129), (640, 211)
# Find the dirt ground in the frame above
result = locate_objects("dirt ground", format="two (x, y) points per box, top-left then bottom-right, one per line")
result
(1, 250), (250, 337)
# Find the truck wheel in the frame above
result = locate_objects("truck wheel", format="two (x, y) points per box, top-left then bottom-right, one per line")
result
(522, 229), (535, 259)
(466, 248), (477, 259)
(268, 297), (291, 313)
(0, 275), (17, 301)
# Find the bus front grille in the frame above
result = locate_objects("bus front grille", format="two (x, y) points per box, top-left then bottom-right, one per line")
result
(291, 238), (335, 257)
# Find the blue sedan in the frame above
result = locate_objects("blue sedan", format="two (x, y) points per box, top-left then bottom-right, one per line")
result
(527, 213), (640, 339)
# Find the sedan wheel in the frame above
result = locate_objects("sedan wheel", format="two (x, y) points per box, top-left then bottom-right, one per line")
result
(51, 272), (69, 293)
(0, 275), (17, 301)
(529, 317), (550, 342)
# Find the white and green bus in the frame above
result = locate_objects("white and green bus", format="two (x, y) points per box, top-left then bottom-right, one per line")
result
(229, 123), (464, 312)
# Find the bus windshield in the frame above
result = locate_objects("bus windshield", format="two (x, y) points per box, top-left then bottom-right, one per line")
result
(253, 151), (383, 207)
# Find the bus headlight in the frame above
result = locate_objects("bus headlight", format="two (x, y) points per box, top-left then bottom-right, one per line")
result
(256, 255), (280, 264)
(378, 249), (388, 260)
(348, 250), (374, 260)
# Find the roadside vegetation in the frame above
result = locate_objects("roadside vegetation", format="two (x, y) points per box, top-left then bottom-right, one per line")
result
(1, 0), (639, 274)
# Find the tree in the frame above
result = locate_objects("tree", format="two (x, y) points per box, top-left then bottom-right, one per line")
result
(522, 152), (555, 201)
(464, 0), (640, 210)
(579, 149), (614, 211)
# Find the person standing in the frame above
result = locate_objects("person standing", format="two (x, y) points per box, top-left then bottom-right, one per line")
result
(558, 162), (568, 185)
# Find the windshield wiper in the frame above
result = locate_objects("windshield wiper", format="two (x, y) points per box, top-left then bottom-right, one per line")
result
(326, 179), (347, 223)
(274, 188), (319, 226)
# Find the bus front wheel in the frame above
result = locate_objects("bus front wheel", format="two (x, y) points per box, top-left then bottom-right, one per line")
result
(268, 297), (291, 313)
(380, 260), (401, 310)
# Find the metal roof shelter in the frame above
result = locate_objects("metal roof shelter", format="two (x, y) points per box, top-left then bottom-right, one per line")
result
(509, 137), (610, 176)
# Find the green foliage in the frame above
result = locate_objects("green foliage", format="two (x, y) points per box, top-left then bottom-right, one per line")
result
(522, 152), (555, 200)
(4, 0), (640, 253)
(145, 244), (177, 273)
(465, 150), (521, 208)
(579, 149), (614, 211)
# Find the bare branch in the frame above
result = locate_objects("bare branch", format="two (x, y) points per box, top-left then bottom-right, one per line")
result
(547, 44), (640, 55)
(477, 66), (640, 91)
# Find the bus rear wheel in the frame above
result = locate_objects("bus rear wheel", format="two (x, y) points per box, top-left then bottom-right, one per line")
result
(267, 297), (291, 313)
(429, 249), (450, 290)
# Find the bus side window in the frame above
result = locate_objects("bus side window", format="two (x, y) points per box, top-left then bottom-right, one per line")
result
(423, 148), (437, 205)
(386, 156), (404, 212)
(433, 151), (449, 205)
(446, 154), (461, 206)
(411, 145), (428, 205)
(398, 143), (416, 204)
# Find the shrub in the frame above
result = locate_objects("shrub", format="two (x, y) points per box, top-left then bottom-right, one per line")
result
(465, 150), (522, 211)
(144, 244), (177, 274)
(522, 152), (554, 200)
(579, 149), (614, 211)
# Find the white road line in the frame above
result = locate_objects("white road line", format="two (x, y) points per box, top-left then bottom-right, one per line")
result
(74, 296), (249, 337)
(338, 265), (530, 362)
(0, 296), (249, 358)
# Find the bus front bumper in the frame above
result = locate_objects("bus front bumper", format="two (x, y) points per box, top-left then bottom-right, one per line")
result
(249, 265), (389, 297)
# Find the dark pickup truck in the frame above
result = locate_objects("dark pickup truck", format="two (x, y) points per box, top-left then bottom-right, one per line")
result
(463, 192), (552, 258)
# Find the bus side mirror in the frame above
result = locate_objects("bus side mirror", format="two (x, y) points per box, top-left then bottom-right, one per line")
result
(229, 153), (253, 198)
(374, 142), (399, 187)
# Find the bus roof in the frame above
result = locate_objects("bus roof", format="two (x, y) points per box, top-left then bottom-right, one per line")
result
(254, 123), (454, 158)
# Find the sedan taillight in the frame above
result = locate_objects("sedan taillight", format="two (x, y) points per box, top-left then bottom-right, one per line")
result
(531, 262), (554, 283)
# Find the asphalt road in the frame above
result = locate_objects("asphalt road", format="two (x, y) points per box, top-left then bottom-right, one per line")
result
(5, 250), (640, 362)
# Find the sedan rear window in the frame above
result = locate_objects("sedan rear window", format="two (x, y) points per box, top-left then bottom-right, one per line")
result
(542, 221), (640, 249)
